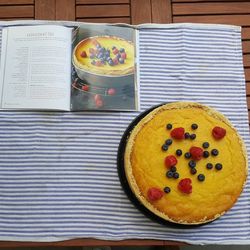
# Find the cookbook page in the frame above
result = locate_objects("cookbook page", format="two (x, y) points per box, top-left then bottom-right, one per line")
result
(71, 23), (139, 111)
(0, 25), (72, 110)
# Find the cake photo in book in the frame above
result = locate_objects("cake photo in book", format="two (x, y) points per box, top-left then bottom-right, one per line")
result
(0, 23), (138, 111)
(71, 24), (137, 111)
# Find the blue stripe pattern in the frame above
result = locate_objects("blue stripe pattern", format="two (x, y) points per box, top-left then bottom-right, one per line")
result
(0, 22), (249, 244)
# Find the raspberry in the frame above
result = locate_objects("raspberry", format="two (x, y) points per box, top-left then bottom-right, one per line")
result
(92, 39), (100, 47)
(178, 178), (192, 194)
(212, 126), (226, 140)
(95, 60), (102, 67)
(113, 57), (119, 65)
(170, 127), (185, 140)
(94, 94), (101, 102)
(95, 99), (103, 108)
(147, 187), (164, 201)
(107, 88), (116, 95)
(189, 146), (203, 161)
(82, 85), (89, 91)
(165, 155), (177, 168)
(121, 52), (127, 59)
(113, 48), (119, 55)
(80, 51), (87, 58)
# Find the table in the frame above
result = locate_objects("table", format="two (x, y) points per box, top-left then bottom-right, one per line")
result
(0, 0), (249, 248)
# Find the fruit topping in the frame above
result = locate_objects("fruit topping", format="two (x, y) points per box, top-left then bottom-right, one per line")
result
(190, 134), (196, 140)
(184, 132), (190, 139)
(178, 178), (192, 194)
(173, 172), (180, 179)
(113, 48), (119, 55)
(203, 151), (210, 158)
(88, 41), (127, 67)
(95, 98), (103, 108)
(119, 58), (125, 64)
(161, 144), (168, 151)
(170, 166), (177, 172)
(191, 123), (198, 130)
(95, 60), (102, 67)
(165, 139), (173, 145)
(202, 142), (210, 149)
(176, 149), (182, 156)
(80, 51), (87, 58)
(107, 88), (116, 95)
(211, 149), (219, 156)
(198, 174), (205, 182)
(165, 155), (178, 168)
(166, 171), (173, 178)
(190, 146), (203, 160)
(212, 126), (226, 140)
(206, 163), (213, 170)
(190, 168), (197, 175)
(82, 85), (89, 91)
(164, 186), (171, 193)
(184, 152), (191, 159)
(188, 160), (196, 168)
(166, 123), (172, 130)
(171, 127), (185, 140)
(147, 187), (164, 201)
(215, 163), (223, 170)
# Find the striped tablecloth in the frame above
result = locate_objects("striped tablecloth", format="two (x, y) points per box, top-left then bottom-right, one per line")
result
(0, 21), (249, 244)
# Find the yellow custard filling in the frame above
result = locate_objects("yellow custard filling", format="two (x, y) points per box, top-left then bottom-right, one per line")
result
(73, 36), (134, 76)
(125, 102), (247, 224)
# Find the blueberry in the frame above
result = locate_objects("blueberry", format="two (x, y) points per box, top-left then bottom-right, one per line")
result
(119, 58), (125, 64)
(161, 144), (168, 151)
(206, 163), (213, 170)
(188, 160), (196, 168)
(166, 171), (173, 178)
(97, 53), (104, 59)
(112, 46), (116, 50)
(119, 48), (125, 53)
(211, 149), (219, 156)
(166, 124), (172, 130)
(215, 163), (223, 170)
(198, 174), (205, 182)
(106, 51), (110, 57)
(107, 57), (112, 61)
(184, 152), (191, 159)
(116, 53), (121, 59)
(170, 166), (177, 172)
(165, 139), (172, 145)
(191, 123), (198, 130)
(173, 172), (179, 179)
(190, 134), (196, 140)
(184, 132), (190, 139)
(96, 44), (101, 49)
(190, 168), (197, 175)
(108, 60), (114, 66)
(202, 142), (210, 149)
(176, 149), (182, 156)
(203, 151), (210, 158)
(164, 186), (171, 193)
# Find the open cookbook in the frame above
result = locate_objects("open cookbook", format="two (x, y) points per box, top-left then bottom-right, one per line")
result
(0, 23), (138, 111)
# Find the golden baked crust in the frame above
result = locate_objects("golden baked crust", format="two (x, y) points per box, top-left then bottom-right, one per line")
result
(124, 102), (248, 225)
(73, 36), (134, 76)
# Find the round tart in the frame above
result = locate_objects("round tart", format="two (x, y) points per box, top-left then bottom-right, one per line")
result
(73, 36), (134, 76)
(124, 102), (248, 225)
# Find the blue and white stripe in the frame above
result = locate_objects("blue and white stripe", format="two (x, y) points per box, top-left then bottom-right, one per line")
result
(0, 21), (249, 244)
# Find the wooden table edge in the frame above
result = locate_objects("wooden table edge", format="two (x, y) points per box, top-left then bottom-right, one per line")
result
(0, 239), (185, 247)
